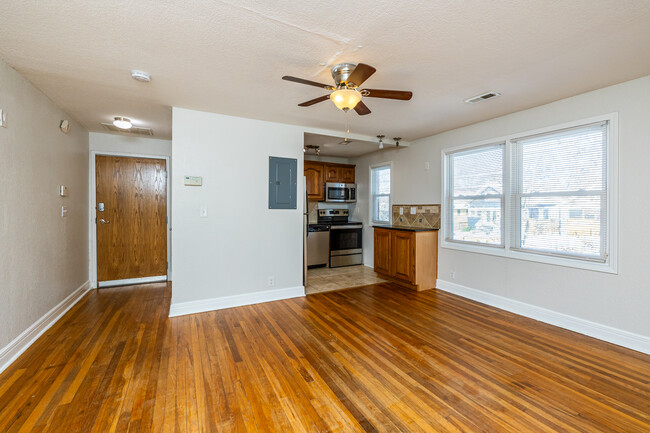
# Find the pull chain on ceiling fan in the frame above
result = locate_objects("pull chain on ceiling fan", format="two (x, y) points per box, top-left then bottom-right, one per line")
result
(282, 63), (413, 116)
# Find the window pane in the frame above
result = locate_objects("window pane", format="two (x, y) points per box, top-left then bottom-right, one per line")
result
(373, 166), (391, 194)
(521, 125), (606, 194)
(452, 146), (503, 196)
(375, 196), (390, 222)
(451, 198), (502, 245)
(520, 195), (602, 257)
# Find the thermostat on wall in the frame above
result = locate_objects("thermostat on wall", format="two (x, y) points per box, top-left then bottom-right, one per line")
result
(184, 176), (202, 186)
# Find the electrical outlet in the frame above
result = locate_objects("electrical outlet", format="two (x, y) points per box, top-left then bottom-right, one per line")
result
(268, 276), (275, 286)
(0, 109), (6, 128)
(61, 206), (69, 217)
(425, 161), (430, 170)
(199, 206), (208, 217)
(399, 207), (404, 215)
(450, 270), (456, 280)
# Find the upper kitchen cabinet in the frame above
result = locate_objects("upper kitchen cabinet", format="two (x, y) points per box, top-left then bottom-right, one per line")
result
(304, 160), (325, 200)
(325, 163), (355, 183)
(340, 165), (355, 183)
(304, 161), (356, 201)
(325, 165), (341, 183)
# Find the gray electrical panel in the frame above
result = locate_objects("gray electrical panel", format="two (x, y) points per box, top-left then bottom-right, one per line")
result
(268, 156), (297, 209)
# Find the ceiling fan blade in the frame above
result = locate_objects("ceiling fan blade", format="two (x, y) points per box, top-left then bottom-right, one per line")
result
(282, 76), (333, 90)
(345, 63), (376, 87)
(363, 89), (413, 100)
(354, 100), (371, 116)
(298, 95), (330, 107)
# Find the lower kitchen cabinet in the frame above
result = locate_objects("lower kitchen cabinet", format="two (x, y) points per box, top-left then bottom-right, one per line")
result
(373, 227), (438, 291)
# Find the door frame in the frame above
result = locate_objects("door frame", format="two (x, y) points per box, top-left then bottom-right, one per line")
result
(89, 151), (171, 288)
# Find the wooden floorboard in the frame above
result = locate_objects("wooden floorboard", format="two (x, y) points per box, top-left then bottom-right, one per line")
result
(0, 282), (648, 432)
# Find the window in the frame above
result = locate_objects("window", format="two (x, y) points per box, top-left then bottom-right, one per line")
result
(443, 115), (617, 272)
(445, 144), (504, 246)
(371, 164), (391, 223)
(512, 122), (608, 261)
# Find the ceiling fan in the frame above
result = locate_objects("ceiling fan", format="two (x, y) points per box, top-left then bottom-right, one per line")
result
(282, 63), (413, 116)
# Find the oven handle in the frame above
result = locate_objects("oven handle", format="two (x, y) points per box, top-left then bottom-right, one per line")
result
(329, 225), (363, 230)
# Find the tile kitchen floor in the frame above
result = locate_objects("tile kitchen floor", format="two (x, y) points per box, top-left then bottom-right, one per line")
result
(306, 265), (386, 295)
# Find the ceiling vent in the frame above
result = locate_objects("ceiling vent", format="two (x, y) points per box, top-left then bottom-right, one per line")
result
(464, 91), (501, 104)
(101, 123), (153, 136)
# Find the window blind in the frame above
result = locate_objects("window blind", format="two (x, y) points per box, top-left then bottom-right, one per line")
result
(446, 144), (505, 246)
(511, 121), (608, 261)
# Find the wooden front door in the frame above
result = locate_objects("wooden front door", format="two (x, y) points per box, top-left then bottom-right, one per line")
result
(96, 155), (167, 283)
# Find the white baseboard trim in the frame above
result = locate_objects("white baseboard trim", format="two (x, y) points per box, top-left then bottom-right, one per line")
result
(435, 279), (650, 355)
(169, 286), (305, 317)
(98, 275), (167, 288)
(0, 280), (91, 373)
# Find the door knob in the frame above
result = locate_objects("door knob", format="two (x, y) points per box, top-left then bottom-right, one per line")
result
(98, 219), (110, 224)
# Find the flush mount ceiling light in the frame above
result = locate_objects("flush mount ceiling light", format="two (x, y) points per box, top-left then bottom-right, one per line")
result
(130, 70), (151, 83)
(113, 116), (132, 129)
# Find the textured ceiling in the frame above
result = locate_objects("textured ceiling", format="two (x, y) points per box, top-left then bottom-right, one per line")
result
(1, 0), (649, 140)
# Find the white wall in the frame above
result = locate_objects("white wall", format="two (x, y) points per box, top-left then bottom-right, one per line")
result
(88, 132), (172, 284)
(0, 58), (89, 348)
(89, 132), (171, 157)
(171, 107), (304, 311)
(353, 75), (650, 339)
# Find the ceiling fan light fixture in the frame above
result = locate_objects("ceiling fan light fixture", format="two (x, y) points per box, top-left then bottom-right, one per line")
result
(113, 116), (132, 129)
(330, 89), (362, 111)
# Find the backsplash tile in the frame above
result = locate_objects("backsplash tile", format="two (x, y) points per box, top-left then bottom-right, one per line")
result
(392, 204), (440, 229)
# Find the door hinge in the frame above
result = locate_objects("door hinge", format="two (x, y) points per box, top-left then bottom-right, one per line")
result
(167, 261), (169, 269)
(166, 216), (168, 224)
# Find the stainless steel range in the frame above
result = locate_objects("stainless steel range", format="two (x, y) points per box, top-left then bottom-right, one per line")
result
(318, 209), (363, 268)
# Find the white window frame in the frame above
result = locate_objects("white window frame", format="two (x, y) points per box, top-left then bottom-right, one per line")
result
(441, 113), (618, 274)
(370, 161), (393, 225)
(444, 142), (506, 249)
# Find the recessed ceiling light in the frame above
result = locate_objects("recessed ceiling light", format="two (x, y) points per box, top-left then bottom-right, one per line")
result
(130, 70), (151, 83)
(113, 116), (132, 129)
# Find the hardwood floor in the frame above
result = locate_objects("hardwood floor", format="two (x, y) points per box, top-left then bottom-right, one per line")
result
(0, 282), (648, 432)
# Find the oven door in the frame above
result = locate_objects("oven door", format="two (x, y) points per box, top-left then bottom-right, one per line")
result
(329, 226), (362, 256)
(326, 183), (348, 202)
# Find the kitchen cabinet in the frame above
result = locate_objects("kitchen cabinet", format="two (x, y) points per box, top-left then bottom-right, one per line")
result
(325, 165), (341, 182)
(304, 161), (355, 200)
(304, 161), (325, 200)
(373, 227), (438, 291)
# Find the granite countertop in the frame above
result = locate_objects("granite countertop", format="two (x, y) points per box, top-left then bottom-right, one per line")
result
(372, 225), (439, 232)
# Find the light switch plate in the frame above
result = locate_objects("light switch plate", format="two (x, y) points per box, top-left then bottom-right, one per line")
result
(0, 109), (6, 128)
(184, 176), (202, 186)
(59, 185), (68, 197)
(410, 207), (417, 215)
(399, 207), (403, 215)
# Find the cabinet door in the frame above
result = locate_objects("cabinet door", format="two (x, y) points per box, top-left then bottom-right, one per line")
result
(373, 229), (391, 275)
(304, 161), (324, 200)
(391, 231), (415, 282)
(341, 166), (355, 183)
(325, 164), (341, 182)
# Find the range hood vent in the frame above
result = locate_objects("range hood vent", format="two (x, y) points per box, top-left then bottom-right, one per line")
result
(464, 91), (501, 104)
(101, 123), (154, 136)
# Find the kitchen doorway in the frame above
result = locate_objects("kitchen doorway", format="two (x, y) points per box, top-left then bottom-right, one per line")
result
(93, 154), (169, 287)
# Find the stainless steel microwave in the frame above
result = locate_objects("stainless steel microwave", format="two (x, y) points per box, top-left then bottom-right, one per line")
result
(325, 183), (356, 203)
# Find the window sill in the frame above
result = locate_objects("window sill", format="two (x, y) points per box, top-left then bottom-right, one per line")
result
(441, 240), (617, 274)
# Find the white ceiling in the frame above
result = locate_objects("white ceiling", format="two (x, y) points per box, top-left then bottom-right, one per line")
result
(1, 1), (649, 140)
